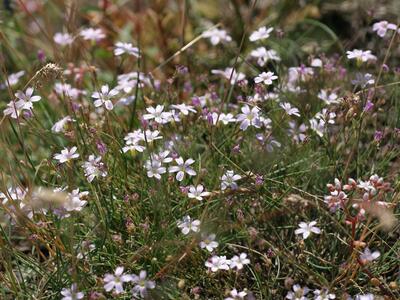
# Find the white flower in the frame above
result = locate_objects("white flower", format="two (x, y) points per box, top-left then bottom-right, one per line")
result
(3, 101), (23, 119)
(357, 180), (375, 193)
(54, 32), (74, 46)
(188, 184), (211, 201)
(52, 116), (73, 133)
(256, 133), (281, 152)
(288, 66), (314, 84)
(61, 283), (84, 300)
(311, 58), (323, 67)
(211, 68), (247, 85)
(225, 288), (247, 300)
(288, 121), (308, 143)
(346, 49), (377, 63)
(64, 189), (88, 212)
(230, 253), (250, 270)
(116, 95), (136, 106)
(295, 221), (321, 239)
(352, 73), (375, 88)
(372, 21), (397, 37)
(249, 26), (273, 42)
(221, 170), (242, 190)
(250, 47), (281, 66)
(203, 28), (232, 45)
(177, 215), (201, 235)
(144, 159), (166, 180)
(199, 233), (219, 252)
(280, 102), (300, 117)
(170, 103), (197, 115)
(143, 130), (163, 143)
(54, 146), (80, 164)
(15, 87), (41, 110)
(236, 105), (261, 130)
(286, 284), (310, 300)
(0, 70), (24, 89)
(205, 255), (231, 272)
(218, 113), (236, 125)
(131, 270), (156, 298)
(152, 150), (173, 164)
(254, 71), (278, 85)
(103, 266), (133, 294)
(54, 83), (83, 100)
(143, 105), (171, 124)
(122, 142), (145, 154)
(83, 155), (107, 182)
(0, 186), (27, 204)
(92, 84), (119, 111)
(80, 28), (105, 42)
(315, 109), (335, 125)
(313, 289), (336, 300)
(355, 294), (374, 300)
(318, 90), (339, 105)
(309, 118), (325, 137)
(114, 42), (140, 57)
(169, 157), (196, 181)
(359, 248), (380, 263)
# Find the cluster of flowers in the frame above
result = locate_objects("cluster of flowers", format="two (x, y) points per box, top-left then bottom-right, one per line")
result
(286, 284), (377, 300)
(3, 87), (41, 119)
(61, 268), (155, 300)
(176, 214), (251, 298)
(324, 174), (391, 215)
(0, 186), (88, 221)
(1, 16), (396, 299)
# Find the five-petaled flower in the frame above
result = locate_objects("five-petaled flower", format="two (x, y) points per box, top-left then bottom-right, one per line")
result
(221, 170), (242, 190)
(295, 221), (321, 239)
(143, 105), (171, 124)
(92, 84), (119, 111)
(203, 28), (232, 45)
(199, 233), (219, 252)
(225, 288), (247, 300)
(236, 105), (261, 130)
(249, 26), (274, 42)
(254, 71), (278, 85)
(54, 146), (80, 164)
(61, 283), (84, 300)
(169, 157), (196, 181)
(131, 270), (156, 298)
(177, 215), (201, 235)
(230, 253), (250, 270)
(103, 266), (133, 294)
(188, 184), (210, 201)
(114, 42), (140, 57)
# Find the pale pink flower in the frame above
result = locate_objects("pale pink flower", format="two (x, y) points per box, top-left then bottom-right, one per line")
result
(372, 21), (397, 37)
